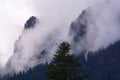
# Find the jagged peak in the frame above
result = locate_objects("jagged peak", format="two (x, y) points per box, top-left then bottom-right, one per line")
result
(24, 16), (38, 29)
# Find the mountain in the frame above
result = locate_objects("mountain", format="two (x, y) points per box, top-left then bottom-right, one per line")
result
(3, 8), (120, 80)
(6, 9), (91, 74)
(69, 9), (91, 53)
(6, 16), (39, 73)
(69, 9), (120, 80)
(6, 15), (62, 73)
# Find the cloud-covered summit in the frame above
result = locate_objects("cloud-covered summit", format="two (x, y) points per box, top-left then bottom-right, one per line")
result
(5, 0), (120, 74)
(0, 0), (102, 69)
(24, 16), (38, 29)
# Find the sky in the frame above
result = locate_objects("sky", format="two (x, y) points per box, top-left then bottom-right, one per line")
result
(0, 0), (36, 68)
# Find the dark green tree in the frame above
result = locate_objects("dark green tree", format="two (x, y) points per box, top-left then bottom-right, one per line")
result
(46, 42), (86, 80)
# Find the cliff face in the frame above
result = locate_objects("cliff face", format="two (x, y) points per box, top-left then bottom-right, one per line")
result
(69, 10), (88, 43)
(69, 9), (94, 54)
(24, 16), (38, 29)
(6, 16), (39, 73)
(6, 16), (58, 73)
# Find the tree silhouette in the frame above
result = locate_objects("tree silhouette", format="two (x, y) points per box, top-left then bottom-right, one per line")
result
(46, 42), (86, 80)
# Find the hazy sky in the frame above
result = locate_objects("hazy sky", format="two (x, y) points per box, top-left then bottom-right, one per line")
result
(0, 0), (34, 67)
(0, 0), (102, 68)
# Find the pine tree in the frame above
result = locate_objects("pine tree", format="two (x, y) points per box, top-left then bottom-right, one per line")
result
(46, 42), (86, 80)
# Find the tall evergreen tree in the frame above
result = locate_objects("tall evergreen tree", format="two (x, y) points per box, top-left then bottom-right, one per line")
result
(46, 42), (86, 80)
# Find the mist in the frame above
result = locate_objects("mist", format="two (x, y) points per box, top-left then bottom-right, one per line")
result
(0, 0), (35, 68)
(85, 0), (120, 52)
(69, 0), (120, 54)
(0, 0), (120, 75)
(4, 0), (101, 73)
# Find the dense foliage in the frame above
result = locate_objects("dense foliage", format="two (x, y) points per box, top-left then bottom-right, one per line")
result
(2, 64), (48, 80)
(46, 42), (86, 80)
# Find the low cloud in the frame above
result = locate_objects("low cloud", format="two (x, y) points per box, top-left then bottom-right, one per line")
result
(0, 0), (120, 76)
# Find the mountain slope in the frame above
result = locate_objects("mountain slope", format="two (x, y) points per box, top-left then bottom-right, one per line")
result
(77, 40), (120, 80)
(2, 40), (120, 80)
